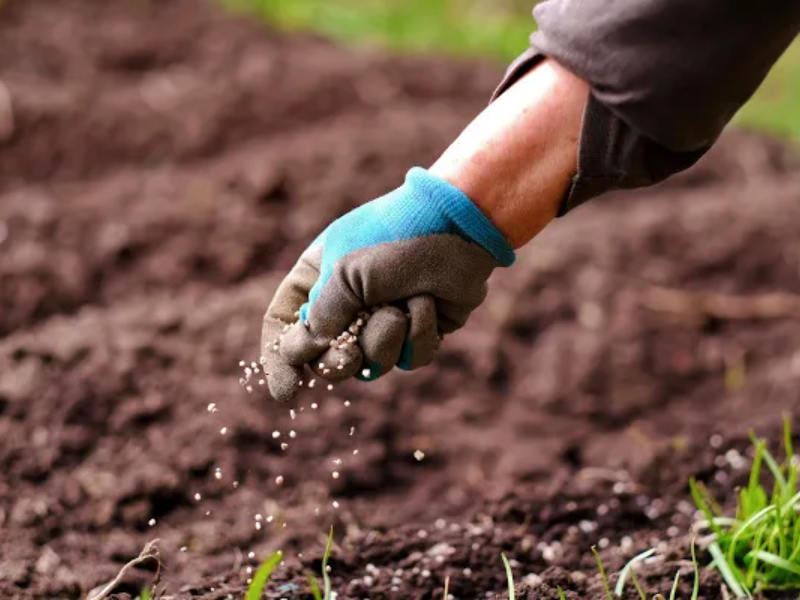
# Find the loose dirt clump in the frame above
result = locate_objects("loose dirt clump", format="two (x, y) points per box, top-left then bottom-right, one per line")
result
(1, 1), (800, 599)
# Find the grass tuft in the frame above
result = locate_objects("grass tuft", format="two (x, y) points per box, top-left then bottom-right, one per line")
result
(692, 418), (800, 596)
(594, 540), (699, 599)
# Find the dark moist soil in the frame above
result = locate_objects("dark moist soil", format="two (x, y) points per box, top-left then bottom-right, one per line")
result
(2, 1), (800, 599)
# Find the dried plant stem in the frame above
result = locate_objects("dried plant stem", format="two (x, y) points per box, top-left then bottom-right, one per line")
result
(640, 285), (800, 320)
(86, 539), (161, 600)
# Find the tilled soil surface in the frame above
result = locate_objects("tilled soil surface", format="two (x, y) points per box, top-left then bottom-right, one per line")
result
(2, 1), (800, 599)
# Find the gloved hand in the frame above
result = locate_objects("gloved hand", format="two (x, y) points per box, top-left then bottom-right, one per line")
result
(261, 167), (515, 402)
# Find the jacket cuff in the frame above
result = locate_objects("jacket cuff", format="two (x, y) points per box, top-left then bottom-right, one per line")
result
(491, 49), (711, 216)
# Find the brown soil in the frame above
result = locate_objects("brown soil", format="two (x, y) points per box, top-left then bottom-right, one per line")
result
(1, 1), (800, 599)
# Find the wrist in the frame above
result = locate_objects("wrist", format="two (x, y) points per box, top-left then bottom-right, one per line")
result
(405, 168), (515, 267)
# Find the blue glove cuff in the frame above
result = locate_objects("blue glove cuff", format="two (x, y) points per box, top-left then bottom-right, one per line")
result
(405, 168), (516, 267)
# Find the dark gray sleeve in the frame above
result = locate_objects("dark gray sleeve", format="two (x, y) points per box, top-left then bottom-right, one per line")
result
(493, 0), (800, 214)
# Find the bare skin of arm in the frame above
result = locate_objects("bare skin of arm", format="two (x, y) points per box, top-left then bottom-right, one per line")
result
(430, 59), (589, 249)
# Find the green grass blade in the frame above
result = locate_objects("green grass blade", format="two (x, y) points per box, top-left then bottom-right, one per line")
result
(748, 437), (765, 493)
(690, 479), (723, 536)
(246, 551), (283, 600)
(708, 517), (739, 527)
(668, 571), (681, 600)
(751, 550), (800, 577)
(309, 575), (323, 600)
(779, 491), (800, 521)
(690, 539), (700, 600)
(708, 541), (750, 599)
(614, 548), (656, 597)
(787, 517), (800, 564)
(322, 527), (334, 600)
(784, 416), (794, 462)
(557, 587), (568, 600)
(140, 589), (152, 600)
(760, 443), (787, 489)
(501, 553), (515, 600)
(745, 527), (765, 590)
(591, 546), (613, 600)
(628, 567), (647, 600)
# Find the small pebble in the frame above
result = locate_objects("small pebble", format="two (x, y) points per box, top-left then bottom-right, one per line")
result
(275, 476), (284, 486)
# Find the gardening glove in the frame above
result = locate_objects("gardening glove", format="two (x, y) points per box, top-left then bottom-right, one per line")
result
(261, 167), (515, 402)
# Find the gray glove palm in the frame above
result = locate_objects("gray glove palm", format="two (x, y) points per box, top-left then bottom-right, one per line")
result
(261, 168), (515, 401)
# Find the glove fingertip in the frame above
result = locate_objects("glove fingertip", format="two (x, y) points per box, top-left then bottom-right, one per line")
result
(267, 363), (303, 402)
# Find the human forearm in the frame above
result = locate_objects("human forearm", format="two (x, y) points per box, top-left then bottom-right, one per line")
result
(430, 59), (588, 248)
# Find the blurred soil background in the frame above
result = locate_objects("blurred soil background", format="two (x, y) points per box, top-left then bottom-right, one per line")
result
(1, 1), (799, 599)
